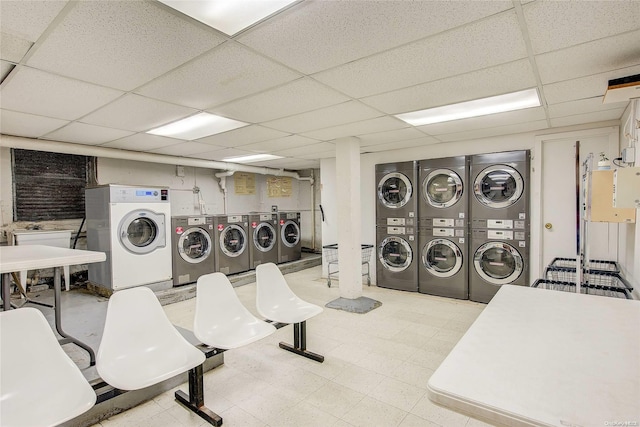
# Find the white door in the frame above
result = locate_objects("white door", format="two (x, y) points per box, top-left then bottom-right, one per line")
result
(537, 128), (619, 276)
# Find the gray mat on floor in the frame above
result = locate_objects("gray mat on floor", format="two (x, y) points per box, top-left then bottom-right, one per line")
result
(325, 296), (381, 314)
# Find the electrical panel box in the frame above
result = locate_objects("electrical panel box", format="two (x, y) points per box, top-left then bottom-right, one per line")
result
(590, 170), (636, 223)
(613, 167), (640, 209)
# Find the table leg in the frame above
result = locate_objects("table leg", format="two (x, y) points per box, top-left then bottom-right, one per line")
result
(2, 272), (11, 311)
(53, 266), (96, 366)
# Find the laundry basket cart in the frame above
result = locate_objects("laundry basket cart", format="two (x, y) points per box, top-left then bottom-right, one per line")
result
(323, 244), (373, 288)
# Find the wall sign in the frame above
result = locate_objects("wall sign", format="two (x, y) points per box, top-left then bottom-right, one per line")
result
(234, 172), (256, 195)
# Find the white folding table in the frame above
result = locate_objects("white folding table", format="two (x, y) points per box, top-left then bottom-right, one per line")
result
(1, 245), (106, 366)
(428, 285), (640, 427)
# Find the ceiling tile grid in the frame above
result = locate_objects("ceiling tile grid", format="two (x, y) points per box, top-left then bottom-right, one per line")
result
(43, 122), (134, 145)
(0, 0), (68, 43)
(1, 109), (68, 138)
(238, 135), (321, 154)
(100, 134), (185, 152)
(195, 125), (290, 148)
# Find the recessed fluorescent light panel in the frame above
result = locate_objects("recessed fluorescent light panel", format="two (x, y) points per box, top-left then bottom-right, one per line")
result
(395, 88), (541, 126)
(158, 0), (298, 36)
(147, 112), (247, 140)
(222, 154), (283, 164)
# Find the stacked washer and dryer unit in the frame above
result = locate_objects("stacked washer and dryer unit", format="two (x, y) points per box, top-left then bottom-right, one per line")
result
(375, 150), (530, 303)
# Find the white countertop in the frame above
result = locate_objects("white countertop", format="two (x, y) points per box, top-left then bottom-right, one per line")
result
(428, 285), (640, 427)
(0, 245), (105, 273)
(10, 229), (74, 235)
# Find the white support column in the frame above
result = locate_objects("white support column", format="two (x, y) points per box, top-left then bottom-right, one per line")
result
(335, 137), (362, 300)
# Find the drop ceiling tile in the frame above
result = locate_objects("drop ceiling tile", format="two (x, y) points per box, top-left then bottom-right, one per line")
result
(361, 60), (536, 114)
(523, 1), (640, 54)
(274, 142), (335, 157)
(0, 0), (67, 42)
(238, 1), (512, 74)
(357, 128), (430, 147)
(1, 67), (123, 120)
(195, 125), (289, 148)
(262, 101), (381, 134)
(149, 141), (219, 156)
(362, 137), (439, 153)
(0, 109), (68, 138)
(100, 133), (184, 151)
(1, 60), (15, 82)
(240, 135), (320, 153)
(0, 32), (33, 63)
(549, 109), (626, 128)
(417, 107), (546, 136)
(294, 150), (336, 160)
(548, 97), (629, 119)
(137, 41), (301, 110)
(301, 116), (408, 141)
(249, 158), (318, 169)
(81, 94), (197, 132)
(436, 120), (549, 143)
(536, 30), (640, 84)
(26, 1), (222, 91)
(188, 148), (256, 161)
(209, 78), (350, 123)
(543, 65), (640, 105)
(43, 122), (134, 145)
(313, 11), (527, 98)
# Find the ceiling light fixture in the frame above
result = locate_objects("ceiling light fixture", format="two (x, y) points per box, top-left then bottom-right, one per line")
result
(158, 0), (298, 36)
(222, 153), (283, 164)
(395, 88), (541, 126)
(147, 112), (247, 140)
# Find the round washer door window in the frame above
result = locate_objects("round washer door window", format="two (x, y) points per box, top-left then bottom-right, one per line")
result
(473, 165), (523, 209)
(378, 236), (413, 272)
(220, 225), (247, 257)
(178, 228), (212, 263)
(423, 169), (463, 208)
(422, 238), (463, 278)
(473, 242), (523, 285)
(119, 210), (166, 254)
(281, 220), (300, 248)
(254, 222), (276, 252)
(377, 172), (413, 209)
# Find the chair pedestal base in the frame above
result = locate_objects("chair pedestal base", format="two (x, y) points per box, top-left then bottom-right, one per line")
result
(174, 365), (223, 426)
(279, 321), (324, 363)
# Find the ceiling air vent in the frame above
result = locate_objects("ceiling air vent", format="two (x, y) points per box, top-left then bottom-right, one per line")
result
(603, 74), (640, 104)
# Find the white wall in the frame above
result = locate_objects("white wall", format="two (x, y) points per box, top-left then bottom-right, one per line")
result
(321, 120), (638, 291)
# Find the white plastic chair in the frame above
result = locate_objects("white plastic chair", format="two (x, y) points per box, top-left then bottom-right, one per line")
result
(0, 307), (96, 427)
(255, 263), (324, 362)
(194, 273), (275, 349)
(96, 286), (205, 390)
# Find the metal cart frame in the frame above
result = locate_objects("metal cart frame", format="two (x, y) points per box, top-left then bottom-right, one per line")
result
(323, 244), (373, 288)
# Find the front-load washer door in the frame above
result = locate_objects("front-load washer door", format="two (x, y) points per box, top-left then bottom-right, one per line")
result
(423, 169), (463, 208)
(473, 242), (523, 285)
(281, 220), (300, 248)
(119, 209), (166, 255)
(178, 227), (212, 264)
(378, 172), (413, 209)
(254, 222), (276, 252)
(473, 165), (524, 209)
(220, 224), (247, 257)
(422, 238), (463, 278)
(378, 236), (413, 272)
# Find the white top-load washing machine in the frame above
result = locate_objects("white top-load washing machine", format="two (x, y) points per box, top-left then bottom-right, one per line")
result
(86, 185), (172, 292)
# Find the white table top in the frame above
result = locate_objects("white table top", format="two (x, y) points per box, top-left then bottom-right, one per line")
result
(0, 245), (106, 273)
(11, 229), (74, 235)
(428, 285), (640, 427)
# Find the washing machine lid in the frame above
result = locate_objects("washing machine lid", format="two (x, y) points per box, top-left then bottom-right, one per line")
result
(220, 224), (247, 257)
(281, 220), (300, 248)
(473, 165), (524, 209)
(474, 242), (523, 285)
(253, 222), (276, 252)
(422, 238), (463, 278)
(177, 227), (212, 264)
(377, 172), (413, 209)
(119, 209), (166, 255)
(423, 169), (463, 208)
(378, 236), (413, 272)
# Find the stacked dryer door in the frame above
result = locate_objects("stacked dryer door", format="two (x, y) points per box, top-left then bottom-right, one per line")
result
(171, 216), (214, 286)
(248, 213), (278, 269)
(469, 151), (530, 303)
(418, 156), (468, 299)
(277, 212), (301, 263)
(375, 161), (418, 291)
(213, 214), (249, 275)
